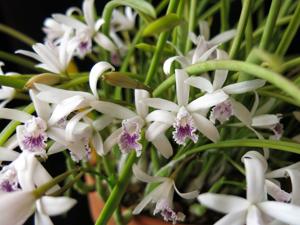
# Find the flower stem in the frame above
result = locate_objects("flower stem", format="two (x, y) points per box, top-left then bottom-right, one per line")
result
(144, 0), (179, 85)
(185, 0), (197, 52)
(229, 0), (252, 58)
(275, 1), (300, 56)
(259, 0), (281, 50)
(153, 60), (300, 104)
(0, 23), (36, 46)
(94, 151), (137, 225)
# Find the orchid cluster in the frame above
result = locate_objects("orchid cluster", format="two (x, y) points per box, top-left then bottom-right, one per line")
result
(1, 0), (300, 225)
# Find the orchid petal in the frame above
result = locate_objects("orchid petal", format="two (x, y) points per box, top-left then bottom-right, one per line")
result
(250, 91), (259, 116)
(94, 33), (117, 52)
(199, 21), (210, 40)
(14, 153), (37, 191)
(209, 29), (236, 45)
(92, 132), (104, 155)
(0, 191), (35, 225)
(265, 180), (291, 203)
(266, 162), (300, 178)
(223, 79), (266, 95)
(103, 128), (122, 154)
(29, 89), (51, 121)
(247, 205), (266, 225)
(132, 195), (152, 215)
(89, 61), (114, 99)
(135, 89), (149, 118)
(65, 109), (92, 141)
(184, 76), (214, 93)
(143, 98), (179, 112)
(215, 210), (247, 225)
(258, 201), (300, 225)
(145, 110), (175, 125)
(252, 114), (280, 127)
(231, 98), (252, 125)
(151, 135), (173, 159)
(47, 142), (65, 155)
(0, 147), (19, 162)
(146, 121), (171, 141)
(212, 49), (229, 90)
(52, 14), (86, 30)
(197, 193), (250, 213)
(163, 56), (189, 75)
(90, 100), (136, 119)
(173, 183), (199, 199)
(187, 90), (228, 112)
(196, 44), (219, 63)
(192, 113), (220, 142)
(83, 0), (95, 29)
(35, 83), (95, 104)
(48, 95), (87, 125)
(34, 211), (53, 225)
(132, 164), (167, 183)
(175, 69), (190, 106)
(15, 50), (41, 62)
(38, 196), (77, 216)
(0, 108), (31, 123)
(92, 114), (113, 131)
(242, 151), (267, 203)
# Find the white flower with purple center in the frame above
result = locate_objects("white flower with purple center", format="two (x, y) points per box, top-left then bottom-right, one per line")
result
(185, 49), (266, 127)
(163, 21), (236, 75)
(91, 89), (173, 158)
(0, 167), (19, 192)
(52, 0), (116, 58)
(118, 120), (142, 156)
(16, 29), (77, 74)
(210, 99), (233, 124)
(0, 152), (76, 225)
(198, 151), (300, 225)
(17, 117), (48, 156)
(132, 164), (198, 224)
(145, 69), (228, 145)
(172, 107), (198, 145)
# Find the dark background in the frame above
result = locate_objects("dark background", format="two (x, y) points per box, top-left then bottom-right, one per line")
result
(0, 0), (300, 225)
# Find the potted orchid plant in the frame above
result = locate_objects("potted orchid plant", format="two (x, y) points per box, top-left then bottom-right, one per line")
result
(1, 0), (300, 224)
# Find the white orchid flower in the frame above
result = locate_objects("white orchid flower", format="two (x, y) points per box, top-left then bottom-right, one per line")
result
(185, 50), (266, 126)
(16, 29), (77, 74)
(198, 151), (300, 225)
(91, 89), (173, 158)
(132, 164), (198, 224)
(145, 69), (228, 145)
(163, 21), (236, 75)
(0, 62), (16, 108)
(0, 89), (92, 160)
(266, 161), (300, 205)
(52, 0), (116, 58)
(110, 7), (136, 32)
(42, 18), (70, 43)
(0, 152), (76, 225)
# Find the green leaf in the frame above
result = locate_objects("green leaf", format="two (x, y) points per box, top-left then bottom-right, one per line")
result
(143, 13), (183, 36)
(102, 0), (156, 34)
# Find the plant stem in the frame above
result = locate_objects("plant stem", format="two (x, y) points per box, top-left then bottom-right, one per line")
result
(0, 23), (36, 46)
(259, 0), (281, 50)
(229, 0), (252, 58)
(0, 74), (27, 89)
(185, 0), (197, 52)
(153, 60), (300, 104)
(144, 0), (179, 85)
(275, 2), (300, 56)
(220, 0), (229, 32)
(94, 152), (137, 225)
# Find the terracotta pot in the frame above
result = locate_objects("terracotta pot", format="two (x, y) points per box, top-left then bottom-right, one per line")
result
(85, 175), (172, 225)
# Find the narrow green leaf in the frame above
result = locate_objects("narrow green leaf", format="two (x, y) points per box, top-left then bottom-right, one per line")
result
(135, 43), (173, 54)
(143, 13), (183, 36)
